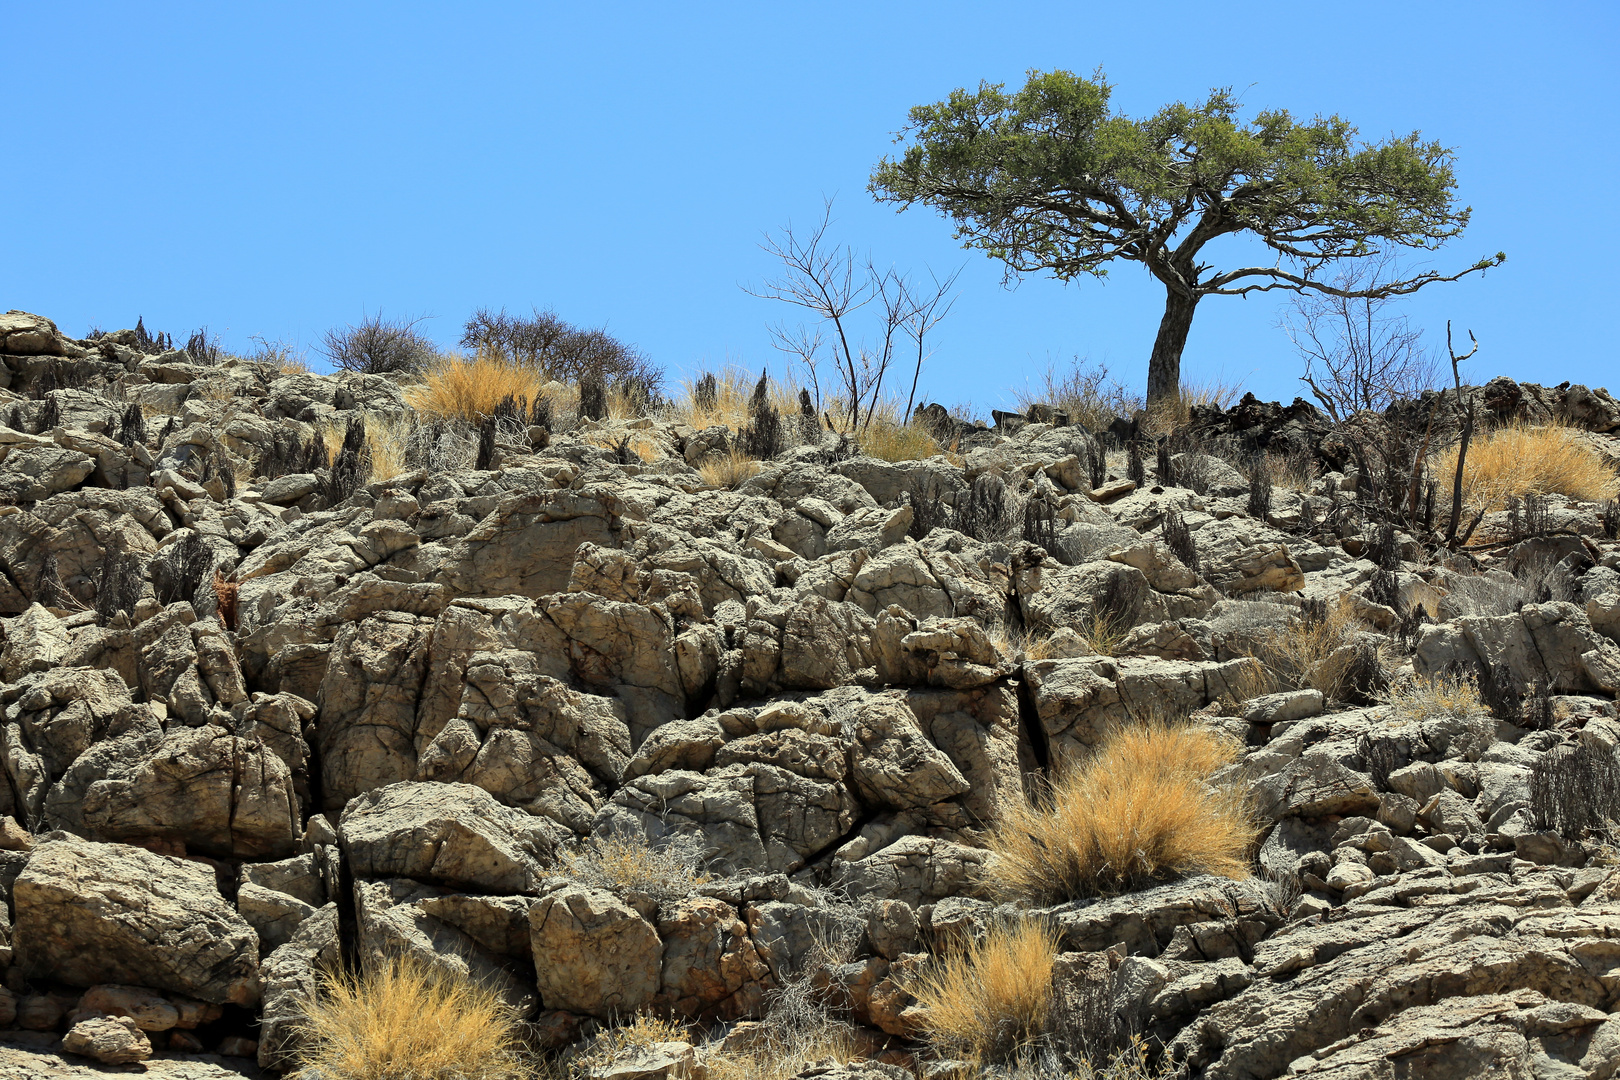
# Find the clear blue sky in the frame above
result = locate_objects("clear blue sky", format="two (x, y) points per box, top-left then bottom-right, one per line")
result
(4, 2), (1615, 412)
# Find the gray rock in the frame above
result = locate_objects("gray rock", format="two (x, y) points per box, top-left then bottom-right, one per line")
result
(13, 836), (260, 1005)
(339, 781), (557, 894)
(530, 884), (662, 1019)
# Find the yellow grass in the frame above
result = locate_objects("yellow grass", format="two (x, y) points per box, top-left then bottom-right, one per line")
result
(1434, 420), (1620, 511)
(1142, 377), (1244, 436)
(910, 919), (1059, 1064)
(987, 723), (1255, 903)
(858, 416), (943, 462)
(1384, 670), (1486, 724)
(405, 354), (554, 425)
(1246, 598), (1365, 699)
(671, 366), (806, 431)
(701, 1026), (858, 1080)
(697, 449), (761, 490)
(296, 955), (524, 1080)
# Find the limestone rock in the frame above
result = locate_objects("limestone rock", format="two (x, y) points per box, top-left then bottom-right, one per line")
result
(339, 781), (557, 894)
(62, 1015), (153, 1064)
(530, 884), (662, 1019)
(13, 836), (260, 1005)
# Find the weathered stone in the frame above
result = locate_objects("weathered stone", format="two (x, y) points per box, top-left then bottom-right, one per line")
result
(529, 884), (662, 1019)
(13, 837), (260, 1005)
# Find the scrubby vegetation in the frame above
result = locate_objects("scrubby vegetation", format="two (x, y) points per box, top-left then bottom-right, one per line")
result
(987, 724), (1256, 904)
(296, 956), (525, 1080)
(1436, 419), (1620, 510)
(911, 919), (1060, 1064)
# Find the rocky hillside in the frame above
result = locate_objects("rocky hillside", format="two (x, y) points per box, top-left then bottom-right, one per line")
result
(1, 308), (1620, 1079)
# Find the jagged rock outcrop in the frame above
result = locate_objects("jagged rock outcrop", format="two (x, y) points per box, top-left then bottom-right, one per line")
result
(1, 311), (1619, 1077)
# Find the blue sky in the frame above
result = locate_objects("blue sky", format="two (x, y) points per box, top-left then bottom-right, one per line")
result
(4, 2), (1615, 412)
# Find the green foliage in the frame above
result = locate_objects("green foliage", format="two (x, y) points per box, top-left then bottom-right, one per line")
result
(870, 70), (1502, 403)
(872, 69), (1495, 285)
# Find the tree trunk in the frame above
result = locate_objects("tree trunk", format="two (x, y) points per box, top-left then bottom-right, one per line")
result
(1146, 288), (1199, 408)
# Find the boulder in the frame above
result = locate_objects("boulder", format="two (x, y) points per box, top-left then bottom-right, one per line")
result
(62, 1015), (152, 1065)
(339, 781), (558, 894)
(529, 884), (662, 1019)
(13, 837), (260, 1005)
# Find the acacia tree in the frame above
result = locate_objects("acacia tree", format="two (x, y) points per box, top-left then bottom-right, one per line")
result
(869, 70), (1504, 406)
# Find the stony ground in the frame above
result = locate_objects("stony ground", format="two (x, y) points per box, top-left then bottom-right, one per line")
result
(1, 309), (1620, 1078)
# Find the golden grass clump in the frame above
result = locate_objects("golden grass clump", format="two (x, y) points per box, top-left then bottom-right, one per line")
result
(857, 416), (943, 462)
(296, 955), (524, 1080)
(987, 723), (1255, 904)
(672, 366), (806, 431)
(910, 919), (1059, 1064)
(1141, 377), (1243, 436)
(697, 449), (762, 490)
(1385, 670), (1486, 724)
(1246, 598), (1366, 699)
(405, 354), (554, 425)
(1435, 420), (1620, 511)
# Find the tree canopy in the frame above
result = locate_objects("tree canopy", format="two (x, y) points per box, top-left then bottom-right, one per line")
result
(870, 70), (1504, 406)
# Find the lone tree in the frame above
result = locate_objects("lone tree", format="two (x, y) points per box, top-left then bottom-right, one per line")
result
(870, 70), (1504, 406)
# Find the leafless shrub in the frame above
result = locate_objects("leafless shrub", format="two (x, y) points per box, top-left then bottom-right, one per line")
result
(94, 547), (144, 624)
(184, 328), (223, 366)
(199, 445), (236, 499)
(460, 306), (662, 393)
(1356, 732), (1407, 792)
(322, 312), (438, 375)
(474, 415), (496, 471)
(1080, 435), (1106, 491)
(906, 475), (952, 541)
(563, 830), (710, 902)
(1127, 441), (1146, 487)
(155, 533), (214, 608)
(748, 197), (956, 432)
(1530, 742), (1620, 840)
(1283, 254), (1439, 422)
(1162, 510), (1198, 573)
(693, 372), (718, 413)
(1246, 457), (1272, 521)
(1601, 499), (1619, 541)
(1023, 497), (1059, 553)
(116, 403), (146, 448)
(1439, 572), (1525, 619)
(578, 372), (607, 422)
(320, 415), (371, 506)
(132, 315), (173, 355)
(1155, 441), (1175, 488)
(33, 551), (78, 610)
(954, 473), (1017, 543)
(1507, 493), (1552, 541)
(738, 371), (784, 459)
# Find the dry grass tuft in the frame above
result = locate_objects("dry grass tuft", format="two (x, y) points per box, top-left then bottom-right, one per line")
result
(910, 919), (1059, 1064)
(1384, 670), (1486, 724)
(987, 723), (1255, 904)
(569, 1013), (691, 1077)
(296, 955), (524, 1080)
(1246, 598), (1367, 699)
(1435, 421), (1620, 511)
(1013, 361), (1144, 433)
(562, 831), (710, 901)
(858, 416), (944, 462)
(1142, 377), (1244, 436)
(405, 354), (554, 425)
(697, 449), (761, 490)
(671, 366), (806, 431)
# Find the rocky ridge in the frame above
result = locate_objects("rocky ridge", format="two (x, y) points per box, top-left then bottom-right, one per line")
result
(0, 308), (1619, 1077)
